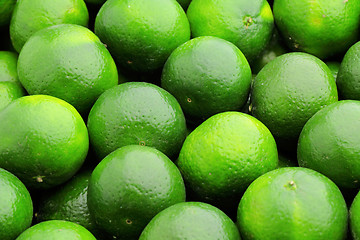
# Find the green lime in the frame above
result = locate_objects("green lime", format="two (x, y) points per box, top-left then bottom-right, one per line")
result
(10, 0), (88, 52)
(0, 51), (26, 111)
(36, 169), (104, 238)
(237, 167), (348, 240)
(176, 111), (278, 209)
(161, 36), (252, 121)
(88, 145), (186, 239)
(298, 100), (360, 189)
(0, 0), (16, 27)
(139, 202), (240, 240)
(17, 24), (118, 114)
(16, 220), (96, 240)
(87, 82), (187, 159)
(326, 61), (341, 82)
(94, 0), (190, 72)
(251, 52), (338, 141)
(0, 95), (89, 189)
(251, 29), (288, 74)
(0, 168), (33, 240)
(351, 191), (360, 240)
(273, 0), (360, 59)
(187, 0), (274, 61)
(337, 41), (360, 100)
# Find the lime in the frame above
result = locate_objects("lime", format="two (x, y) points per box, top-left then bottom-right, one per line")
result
(273, 0), (360, 59)
(176, 111), (278, 209)
(0, 168), (33, 240)
(337, 41), (360, 100)
(326, 61), (341, 82)
(161, 36), (252, 121)
(187, 0), (274, 61)
(36, 169), (104, 238)
(16, 220), (96, 240)
(87, 82), (187, 159)
(0, 0), (16, 27)
(351, 191), (360, 240)
(17, 24), (118, 114)
(87, 145), (186, 239)
(0, 95), (89, 189)
(237, 167), (348, 240)
(298, 100), (360, 189)
(251, 52), (338, 141)
(139, 202), (240, 240)
(10, 0), (88, 52)
(94, 0), (190, 72)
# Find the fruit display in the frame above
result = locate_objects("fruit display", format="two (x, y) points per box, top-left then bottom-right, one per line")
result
(1, 0), (360, 239)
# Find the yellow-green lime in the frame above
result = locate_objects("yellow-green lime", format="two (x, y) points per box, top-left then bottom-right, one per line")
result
(161, 36), (252, 121)
(87, 145), (186, 239)
(10, 0), (89, 52)
(0, 95), (89, 189)
(0, 168), (33, 240)
(237, 167), (348, 240)
(94, 0), (190, 72)
(139, 202), (240, 240)
(273, 0), (360, 59)
(187, 0), (274, 61)
(17, 24), (118, 114)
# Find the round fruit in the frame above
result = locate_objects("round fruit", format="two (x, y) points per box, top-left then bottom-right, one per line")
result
(36, 169), (102, 238)
(10, 0), (88, 52)
(87, 145), (186, 239)
(16, 220), (96, 240)
(161, 36), (252, 121)
(176, 112), (278, 207)
(351, 191), (360, 240)
(17, 24), (118, 114)
(326, 61), (340, 82)
(94, 0), (190, 72)
(273, 0), (360, 59)
(0, 0), (16, 27)
(0, 95), (89, 189)
(251, 52), (338, 140)
(237, 167), (348, 240)
(87, 82), (187, 159)
(0, 82), (26, 111)
(337, 41), (360, 100)
(0, 168), (33, 240)
(298, 100), (360, 189)
(187, 0), (274, 61)
(139, 202), (240, 240)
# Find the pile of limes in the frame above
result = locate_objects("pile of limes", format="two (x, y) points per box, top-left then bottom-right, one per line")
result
(1, 0), (360, 239)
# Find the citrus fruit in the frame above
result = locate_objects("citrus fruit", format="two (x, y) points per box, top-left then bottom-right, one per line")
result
(0, 95), (89, 189)
(161, 36), (252, 121)
(298, 100), (360, 189)
(16, 220), (96, 240)
(237, 167), (348, 240)
(0, 0), (16, 27)
(251, 52), (338, 141)
(337, 41), (360, 100)
(251, 29), (288, 74)
(273, 0), (360, 59)
(36, 169), (104, 238)
(0, 51), (26, 111)
(10, 0), (88, 52)
(94, 0), (190, 72)
(187, 0), (274, 61)
(327, 61), (341, 82)
(0, 168), (33, 240)
(139, 202), (240, 240)
(350, 191), (360, 240)
(17, 24), (118, 115)
(176, 111), (278, 209)
(87, 145), (186, 239)
(87, 82), (187, 159)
